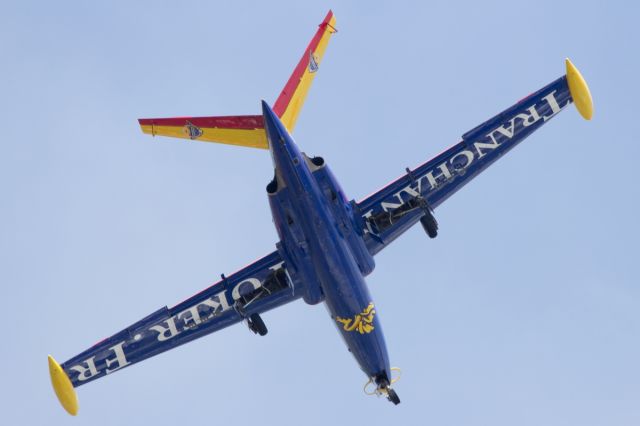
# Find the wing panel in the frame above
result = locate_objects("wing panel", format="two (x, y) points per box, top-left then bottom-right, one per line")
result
(356, 74), (577, 255)
(59, 250), (297, 388)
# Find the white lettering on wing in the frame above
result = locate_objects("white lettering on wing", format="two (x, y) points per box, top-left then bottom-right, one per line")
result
(362, 89), (567, 235)
(69, 356), (99, 382)
(67, 265), (286, 381)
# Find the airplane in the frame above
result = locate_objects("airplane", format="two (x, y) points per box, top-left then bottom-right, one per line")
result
(48, 10), (593, 415)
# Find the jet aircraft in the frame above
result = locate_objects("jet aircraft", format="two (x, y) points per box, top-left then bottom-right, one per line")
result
(48, 10), (593, 414)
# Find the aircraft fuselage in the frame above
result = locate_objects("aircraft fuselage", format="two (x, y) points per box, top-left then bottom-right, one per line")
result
(262, 101), (392, 385)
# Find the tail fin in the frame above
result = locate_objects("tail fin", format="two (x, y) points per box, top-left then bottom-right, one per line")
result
(273, 10), (337, 132)
(138, 11), (336, 149)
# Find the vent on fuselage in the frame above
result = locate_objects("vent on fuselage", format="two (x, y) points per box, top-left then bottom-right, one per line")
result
(266, 173), (278, 194)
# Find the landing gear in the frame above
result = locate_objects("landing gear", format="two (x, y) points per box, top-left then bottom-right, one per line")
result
(377, 378), (401, 406)
(225, 268), (290, 337)
(419, 205), (438, 238)
(367, 167), (439, 240)
(386, 388), (401, 405)
(364, 372), (402, 405)
(247, 313), (268, 336)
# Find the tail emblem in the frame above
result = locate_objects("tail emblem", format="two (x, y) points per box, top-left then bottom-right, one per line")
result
(336, 303), (376, 334)
(308, 52), (320, 73)
(183, 121), (203, 140)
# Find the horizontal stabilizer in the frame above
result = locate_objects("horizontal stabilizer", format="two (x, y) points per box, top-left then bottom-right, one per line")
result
(137, 10), (336, 149)
(138, 115), (268, 149)
(273, 10), (337, 132)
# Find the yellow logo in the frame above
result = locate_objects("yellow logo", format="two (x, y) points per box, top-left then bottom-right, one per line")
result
(336, 303), (376, 334)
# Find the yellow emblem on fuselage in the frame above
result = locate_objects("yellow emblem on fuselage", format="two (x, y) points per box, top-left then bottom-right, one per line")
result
(336, 303), (376, 334)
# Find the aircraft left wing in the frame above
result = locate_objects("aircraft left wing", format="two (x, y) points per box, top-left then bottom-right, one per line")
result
(355, 59), (593, 256)
(49, 250), (297, 415)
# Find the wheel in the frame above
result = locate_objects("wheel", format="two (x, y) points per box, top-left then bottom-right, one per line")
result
(420, 213), (438, 239)
(249, 313), (268, 336)
(387, 388), (400, 405)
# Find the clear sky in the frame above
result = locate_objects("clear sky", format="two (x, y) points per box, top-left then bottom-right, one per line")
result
(2, 1), (639, 425)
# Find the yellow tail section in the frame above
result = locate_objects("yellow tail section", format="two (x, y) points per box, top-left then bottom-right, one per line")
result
(273, 11), (337, 132)
(138, 11), (336, 148)
(138, 116), (268, 149)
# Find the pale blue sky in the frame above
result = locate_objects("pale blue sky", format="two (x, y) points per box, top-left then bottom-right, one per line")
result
(2, 1), (639, 425)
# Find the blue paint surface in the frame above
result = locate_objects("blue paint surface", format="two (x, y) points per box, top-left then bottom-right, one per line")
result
(61, 76), (573, 396)
(6, 3), (639, 425)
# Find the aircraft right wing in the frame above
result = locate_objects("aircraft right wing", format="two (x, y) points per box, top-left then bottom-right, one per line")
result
(49, 250), (298, 415)
(354, 59), (593, 256)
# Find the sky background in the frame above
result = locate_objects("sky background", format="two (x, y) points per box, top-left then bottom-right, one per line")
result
(2, 1), (639, 425)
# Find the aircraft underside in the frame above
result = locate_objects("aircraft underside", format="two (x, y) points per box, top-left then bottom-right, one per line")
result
(262, 100), (398, 402)
(47, 10), (592, 415)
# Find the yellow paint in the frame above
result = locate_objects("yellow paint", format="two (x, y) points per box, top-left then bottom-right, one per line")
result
(140, 124), (268, 149)
(565, 58), (594, 120)
(364, 366), (402, 396)
(390, 367), (402, 384)
(336, 303), (376, 334)
(48, 355), (78, 416)
(279, 14), (337, 132)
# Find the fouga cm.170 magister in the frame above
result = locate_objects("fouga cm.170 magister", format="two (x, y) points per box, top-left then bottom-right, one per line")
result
(48, 10), (594, 414)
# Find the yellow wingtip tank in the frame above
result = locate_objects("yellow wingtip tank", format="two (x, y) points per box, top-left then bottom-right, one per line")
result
(48, 355), (79, 416)
(565, 58), (594, 120)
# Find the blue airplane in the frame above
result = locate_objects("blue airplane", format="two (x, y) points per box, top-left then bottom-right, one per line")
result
(48, 10), (593, 414)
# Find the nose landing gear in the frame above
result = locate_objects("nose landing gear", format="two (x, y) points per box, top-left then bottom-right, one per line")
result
(364, 368), (402, 405)
(385, 387), (400, 405)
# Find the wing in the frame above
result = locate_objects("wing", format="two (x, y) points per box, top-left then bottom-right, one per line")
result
(137, 10), (337, 148)
(49, 250), (297, 414)
(355, 59), (593, 256)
